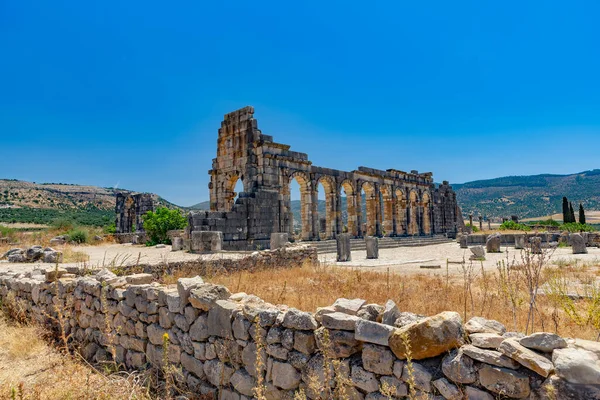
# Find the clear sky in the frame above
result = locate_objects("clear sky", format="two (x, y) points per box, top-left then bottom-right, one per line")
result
(1, 1), (599, 206)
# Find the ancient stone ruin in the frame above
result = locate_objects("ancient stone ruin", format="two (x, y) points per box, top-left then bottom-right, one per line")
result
(186, 106), (464, 250)
(115, 192), (155, 241)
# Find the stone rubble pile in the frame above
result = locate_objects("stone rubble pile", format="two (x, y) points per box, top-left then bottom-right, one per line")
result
(0, 269), (599, 400)
(1, 246), (63, 263)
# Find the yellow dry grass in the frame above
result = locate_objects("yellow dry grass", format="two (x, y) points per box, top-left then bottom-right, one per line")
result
(189, 260), (600, 341)
(0, 316), (152, 400)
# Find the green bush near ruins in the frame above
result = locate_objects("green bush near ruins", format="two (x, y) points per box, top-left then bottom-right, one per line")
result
(142, 207), (187, 245)
(499, 220), (532, 231)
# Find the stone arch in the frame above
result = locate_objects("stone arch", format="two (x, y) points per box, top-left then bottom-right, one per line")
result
(361, 181), (377, 236)
(395, 188), (407, 235)
(422, 191), (432, 235)
(222, 171), (244, 211)
(288, 171), (312, 240)
(381, 184), (393, 236)
(408, 189), (419, 235)
(340, 179), (357, 236)
(317, 175), (336, 239)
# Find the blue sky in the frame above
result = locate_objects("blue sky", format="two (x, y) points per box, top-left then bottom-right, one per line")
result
(1, 1), (599, 206)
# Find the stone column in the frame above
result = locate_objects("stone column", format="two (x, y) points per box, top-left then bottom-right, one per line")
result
(336, 233), (352, 262)
(391, 190), (398, 236)
(335, 190), (342, 238)
(365, 236), (379, 259)
(310, 180), (319, 240)
(374, 183), (383, 237)
(479, 216), (483, 231)
(356, 185), (363, 237)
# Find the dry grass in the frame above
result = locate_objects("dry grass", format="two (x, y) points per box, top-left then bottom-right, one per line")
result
(0, 315), (152, 400)
(191, 260), (600, 340)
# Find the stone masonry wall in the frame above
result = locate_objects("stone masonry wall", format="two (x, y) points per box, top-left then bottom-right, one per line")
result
(1, 266), (599, 399)
(116, 245), (319, 279)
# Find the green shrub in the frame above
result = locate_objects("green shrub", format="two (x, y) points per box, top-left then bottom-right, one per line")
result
(499, 220), (532, 231)
(103, 222), (117, 234)
(0, 225), (15, 239)
(142, 207), (187, 245)
(52, 217), (75, 231)
(561, 222), (595, 233)
(465, 223), (479, 233)
(67, 228), (89, 244)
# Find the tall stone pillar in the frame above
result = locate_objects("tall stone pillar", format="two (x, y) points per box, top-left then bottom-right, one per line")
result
(391, 190), (398, 236)
(310, 181), (319, 240)
(374, 183), (383, 237)
(356, 186), (363, 237)
(335, 190), (342, 238)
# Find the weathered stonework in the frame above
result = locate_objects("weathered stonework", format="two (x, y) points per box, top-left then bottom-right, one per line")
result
(1, 270), (597, 400)
(115, 192), (155, 234)
(188, 106), (464, 250)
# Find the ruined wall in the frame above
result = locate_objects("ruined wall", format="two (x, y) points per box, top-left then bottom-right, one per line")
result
(1, 261), (598, 399)
(115, 193), (155, 234)
(191, 106), (463, 249)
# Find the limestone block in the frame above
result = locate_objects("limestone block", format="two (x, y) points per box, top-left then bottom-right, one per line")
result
(282, 308), (318, 330)
(515, 234), (525, 249)
(181, 352), (205, 379)
(498, 339), (554, 377)
(441, 349), (478, 384)
(571, 233), (588, 254)
(189, 284), (231, 311)
(552, 347), (600, 385)
(486, 233), (501, 253)
(270, 233), (289, 250)
(355, 319), (394, 346)
(464, 386), (494, 400)
(465, 316), (506, 335)
(351, 365), (379, 393)
(171, 237), (184, 251)
(230, 368), (255, 397)
(365, 236), (379, 259)
(382, 299), (401, 326)
(469, 332), (504, 349)
(469, 245), (485, 259)
(321, 312), (359, 331)
(333, 298), (366, 315)
(271, 361), (301, 390)
(462, 345), (520, 369)
(479, 365), (530, 398)
(315, 328), (361, 358)
(402, 362), (432, 392)
(432, 378), (461, 400)
(388, 311), (464, 360)
(530, 237), (542, 254)
(293, 330), (316, 354)
(459, 235), (468, 249)
(362, 344), (394, 375)
(519, 332), (567, 352)
(336, 233), (352, 262)
(207, 300), (237, 339)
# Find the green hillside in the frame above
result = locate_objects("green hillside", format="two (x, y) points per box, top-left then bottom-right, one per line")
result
(454, 169), (600, 218)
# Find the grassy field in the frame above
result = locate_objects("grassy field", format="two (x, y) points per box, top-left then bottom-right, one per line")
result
(0, 315), (152, 400)
(181, 254), (600, 341)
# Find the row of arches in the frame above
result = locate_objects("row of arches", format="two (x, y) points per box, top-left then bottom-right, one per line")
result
(286, 171), (432, 241)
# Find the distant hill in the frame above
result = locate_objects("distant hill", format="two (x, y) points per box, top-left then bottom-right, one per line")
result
(454, 169), (600, 219)
(0, 179), (180, 226)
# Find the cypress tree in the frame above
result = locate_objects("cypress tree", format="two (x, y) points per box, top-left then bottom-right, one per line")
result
(579, 203), (586, 224)
(569, 202), (575, 223)
(562, 197), (569, 223)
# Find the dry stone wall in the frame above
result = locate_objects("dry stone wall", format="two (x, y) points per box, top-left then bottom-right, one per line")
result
(116, 245), (319, 279)
(1, 268), (599, 399)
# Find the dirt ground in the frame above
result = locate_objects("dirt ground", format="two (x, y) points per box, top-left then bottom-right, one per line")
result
(0, 243), (247, 273)
(2, 241), (600, 277)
